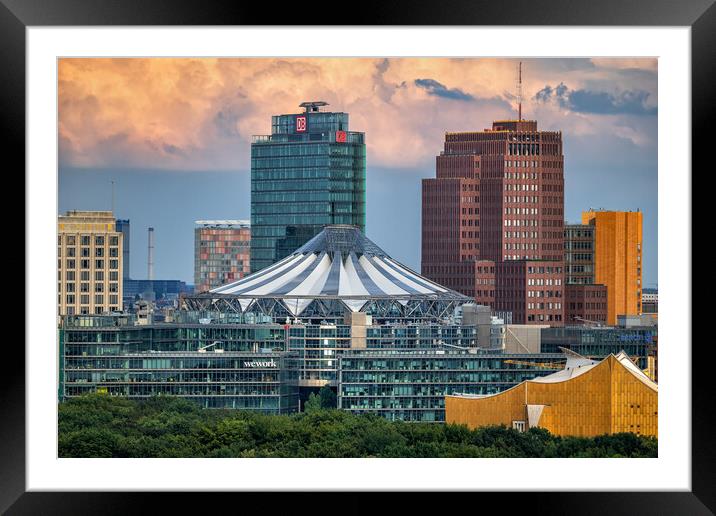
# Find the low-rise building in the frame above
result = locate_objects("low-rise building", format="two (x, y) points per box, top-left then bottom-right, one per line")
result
(503, 324), (547, 354)
(641, 288), (658, 314)
(540, 325), (656, 370)
(337, 350), (564, 422)
(446, 349), (657, 437)
(59, 314), (298, 412)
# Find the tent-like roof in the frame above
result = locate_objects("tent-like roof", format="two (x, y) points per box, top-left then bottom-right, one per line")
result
(206, 225), (469, 316)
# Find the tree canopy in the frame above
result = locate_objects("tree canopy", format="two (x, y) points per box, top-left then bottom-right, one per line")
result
(59, 395), (658, 458)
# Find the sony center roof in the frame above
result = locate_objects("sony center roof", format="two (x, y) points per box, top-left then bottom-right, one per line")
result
(206, 225), (469, 316)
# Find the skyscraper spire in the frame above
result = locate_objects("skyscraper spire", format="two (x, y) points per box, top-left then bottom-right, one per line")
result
(517, 61), (523, 121)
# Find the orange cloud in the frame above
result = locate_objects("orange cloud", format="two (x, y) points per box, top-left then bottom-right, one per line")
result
(58, 57), (657, 171)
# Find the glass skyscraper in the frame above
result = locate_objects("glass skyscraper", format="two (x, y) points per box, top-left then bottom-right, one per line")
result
(250, 101), (366, 272)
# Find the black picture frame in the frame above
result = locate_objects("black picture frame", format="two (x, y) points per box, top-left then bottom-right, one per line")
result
(4, 0), (711, 513)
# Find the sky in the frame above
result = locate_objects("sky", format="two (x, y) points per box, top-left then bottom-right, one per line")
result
(58, 57), (658, 287)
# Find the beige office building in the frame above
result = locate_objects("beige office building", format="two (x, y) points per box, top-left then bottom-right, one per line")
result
(58, 211), (123, 316)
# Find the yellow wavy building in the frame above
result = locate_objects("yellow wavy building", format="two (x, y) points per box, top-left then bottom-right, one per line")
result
(445, 349), (657, 437)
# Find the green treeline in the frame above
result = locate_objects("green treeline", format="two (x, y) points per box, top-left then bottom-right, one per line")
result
(58, 394), (657, 458)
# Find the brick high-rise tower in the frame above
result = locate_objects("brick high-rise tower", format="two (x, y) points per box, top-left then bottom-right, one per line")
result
(422, 118), (565, 325)
(581, 210), (643, 325)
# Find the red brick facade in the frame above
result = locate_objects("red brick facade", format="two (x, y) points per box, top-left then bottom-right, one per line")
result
(564, 283), (608, 325)
(422, 119), (565, 325)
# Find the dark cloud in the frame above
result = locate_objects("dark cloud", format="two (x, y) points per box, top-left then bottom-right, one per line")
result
(162, 143), (185, 156)
(414, 78), (474, 101)
(373, 59), (399, 103)
(213, 108), (241, 138)
(534, 82), (656, 116)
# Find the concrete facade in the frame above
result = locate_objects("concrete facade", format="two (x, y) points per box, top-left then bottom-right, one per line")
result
(58, 210), (123, 316)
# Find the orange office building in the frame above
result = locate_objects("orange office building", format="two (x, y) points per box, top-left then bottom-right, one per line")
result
(445, 349), (657, 438)
(581, 210), (643, 325)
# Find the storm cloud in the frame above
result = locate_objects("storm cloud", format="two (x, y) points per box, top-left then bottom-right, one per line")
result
(414, 78), (475, 101)
(534, 82), (657, 116)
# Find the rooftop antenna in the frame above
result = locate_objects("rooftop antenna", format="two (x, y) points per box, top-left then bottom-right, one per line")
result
(111, 180), (115, 214)
(517, 61), (523, 121)
(147, 227), (155, 281)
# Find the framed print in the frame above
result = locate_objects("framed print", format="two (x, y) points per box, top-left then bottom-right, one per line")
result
(5, 0), (713, 513)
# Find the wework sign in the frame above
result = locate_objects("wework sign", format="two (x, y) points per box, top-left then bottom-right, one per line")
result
(243, 359), (278, 368)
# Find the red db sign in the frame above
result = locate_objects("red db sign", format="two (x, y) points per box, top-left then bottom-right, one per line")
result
(296, 116), (307, 132)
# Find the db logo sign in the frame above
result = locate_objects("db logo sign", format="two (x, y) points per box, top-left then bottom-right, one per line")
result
(336, 131), (347, 142)
(296, 116), (307, 132)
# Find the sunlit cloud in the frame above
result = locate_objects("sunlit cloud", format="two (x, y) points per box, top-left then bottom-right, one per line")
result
(58, 57), (657, 172)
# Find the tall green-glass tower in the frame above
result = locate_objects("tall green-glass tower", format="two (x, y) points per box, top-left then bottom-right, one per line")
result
(250, 101), (366, 273)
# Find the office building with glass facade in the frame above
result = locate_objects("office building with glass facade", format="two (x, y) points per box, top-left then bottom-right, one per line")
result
(540, 325), (657, 370)
(122, 279), (191, 307)
(250, 101), (366, 272)
(115, 219), (131, 280)
(59, 313), (562, 419)
(338, 350), (564, 422)
(59, 314), (299, 412)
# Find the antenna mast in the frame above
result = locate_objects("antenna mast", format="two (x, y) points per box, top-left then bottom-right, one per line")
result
(111, 180), (115, 214)
(517, 61), (523, 121)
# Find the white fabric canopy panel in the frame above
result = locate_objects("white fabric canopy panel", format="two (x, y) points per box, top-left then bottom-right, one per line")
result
(206, 225), (470, 312)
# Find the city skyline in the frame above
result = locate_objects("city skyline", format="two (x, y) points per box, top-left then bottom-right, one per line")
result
(58, 57), (658, 287)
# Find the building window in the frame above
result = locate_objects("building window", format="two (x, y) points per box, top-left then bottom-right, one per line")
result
(95, 236), (105, 246)
(512, 421), (526, 432)
(110, 236), (119, 246)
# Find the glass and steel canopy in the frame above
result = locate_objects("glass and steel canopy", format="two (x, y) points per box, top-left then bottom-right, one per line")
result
(183, 225), (470, 321)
